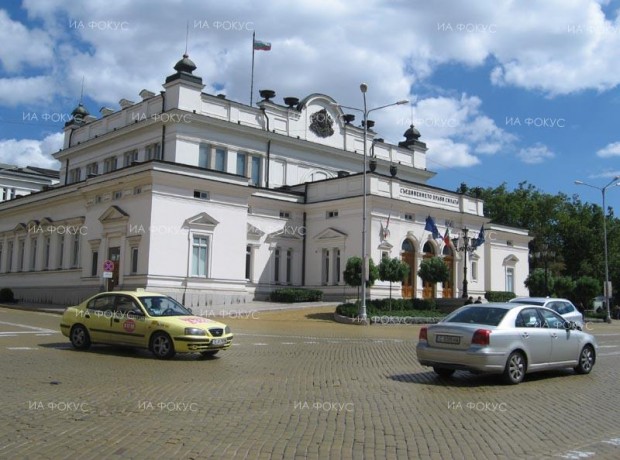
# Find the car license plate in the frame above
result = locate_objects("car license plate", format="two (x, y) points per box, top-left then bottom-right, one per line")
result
(436, 334), (460, 345)
(212, 338), (227, 346)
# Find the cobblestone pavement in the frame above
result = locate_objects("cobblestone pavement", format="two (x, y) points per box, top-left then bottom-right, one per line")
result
(1, 306), (619, 459)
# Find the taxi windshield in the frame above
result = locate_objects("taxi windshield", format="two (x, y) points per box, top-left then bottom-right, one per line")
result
(139, 296), (192, 317)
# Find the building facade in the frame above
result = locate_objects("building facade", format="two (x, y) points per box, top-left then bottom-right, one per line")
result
(0, 54), (530, 306)
(0, 164), (59, 203)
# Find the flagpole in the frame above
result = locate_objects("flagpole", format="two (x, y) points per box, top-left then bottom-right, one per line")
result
(250, 31), (255, 106)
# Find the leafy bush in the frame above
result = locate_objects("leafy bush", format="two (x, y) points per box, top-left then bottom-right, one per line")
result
(0, 288), (15, 302)
(411, 298), (436, 311)
(335, 299), (442, 319)
(269, 288), (323, 303)
(485, 291), (516, 302)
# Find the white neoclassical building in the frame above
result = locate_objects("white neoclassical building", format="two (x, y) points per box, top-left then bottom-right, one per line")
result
(0, 54), (530, 306)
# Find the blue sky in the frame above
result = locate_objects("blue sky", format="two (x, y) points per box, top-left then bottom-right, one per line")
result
(1, 0), (620, 212)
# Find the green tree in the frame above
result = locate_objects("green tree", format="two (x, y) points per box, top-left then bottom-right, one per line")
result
(552, 276), (576, 300)
(343, 256), (379, 301)
(417, 257), (449, 298)
(378, 256), (410, 310)
(574, 276), (600, 309)
(524, 268), (554, 296)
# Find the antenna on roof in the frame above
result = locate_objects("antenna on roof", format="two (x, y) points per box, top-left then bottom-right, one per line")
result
(184, 20), (189, 55)
(79, 76), (85, 104)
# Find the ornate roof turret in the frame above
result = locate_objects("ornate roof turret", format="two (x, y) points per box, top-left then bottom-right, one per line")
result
(165, 52), (203, 85)
(399, 124), (425, 150)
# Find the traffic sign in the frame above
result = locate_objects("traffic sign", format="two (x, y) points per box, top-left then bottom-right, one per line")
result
(103, 260), (114, 271)
(103, 271), (113, 279)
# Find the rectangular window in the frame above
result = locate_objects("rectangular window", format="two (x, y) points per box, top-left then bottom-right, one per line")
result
(286, 249), (292, 284)
(44, 236), (50, 270)
(404, 213), (414, 221)
(58, 236), (64, 269)
(69, 168), (81, 183)
(86, 162), (99, 176)
(274, 248), (281, 283)
(326, 210), (339, 219)
(103, 157), (117, 173)
(251, 156), (261, 186)
(279, 211), (290, 219)
(30, 238), (37, 271)
(191, 236), (209, 277)
(7, 241), (13, 271)
(124, 150), (138, 167)
(146, 143), (162, 161)
(334, 249), (341, 284)
(72, 234), (80, 268)
(113, 190), (123, 200)
(471, 261), (478, 281)
(245, 245), (252, 280)
(199, 144), (210, 168)
(18, 239), (25, 271)
(322, 249), (330, 284)
(131, 248), (139, 274)
(215, 148), (227, 171)
(0, 243), (3, 272)
(236, 152), (247, 176)
(91, 251), (98, 277)
(506, 267), (515, 293)
(193, 190), (209, 200)
(10, 188), (16, 199)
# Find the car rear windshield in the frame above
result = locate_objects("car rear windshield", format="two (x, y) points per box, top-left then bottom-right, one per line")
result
(510, 300), (543, 306)
(443, 307), (509, 326)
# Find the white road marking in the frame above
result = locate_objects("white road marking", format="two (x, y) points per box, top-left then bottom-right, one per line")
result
(6, 347), (37, 350)
(598, 351), (620, 357)
(0, 320), (56, 335)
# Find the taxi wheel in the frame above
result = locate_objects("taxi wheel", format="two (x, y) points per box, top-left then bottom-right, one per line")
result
(70, 324), (91, 350)
(150, 332), (176, 359)
(200, 350), (219, 357)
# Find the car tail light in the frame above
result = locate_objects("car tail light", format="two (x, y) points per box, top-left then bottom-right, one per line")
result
(472, 329), (491, 346)
(419, 327), (428, 341)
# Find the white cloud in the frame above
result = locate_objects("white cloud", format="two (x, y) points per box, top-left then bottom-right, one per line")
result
(0, 132), (63, 169)
(596, 141), (620, 157)
(517, 143), (555, 164)
(0, 75), (55, 106)
(0, 9), (54, 73)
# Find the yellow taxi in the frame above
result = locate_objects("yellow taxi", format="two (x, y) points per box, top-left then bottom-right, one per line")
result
(60, 290), (233, 359)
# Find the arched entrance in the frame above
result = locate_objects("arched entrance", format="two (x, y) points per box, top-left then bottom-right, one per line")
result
(442, 245), (455, 298)
(401, 239), (416, 298)
(422, 242), (436, 299)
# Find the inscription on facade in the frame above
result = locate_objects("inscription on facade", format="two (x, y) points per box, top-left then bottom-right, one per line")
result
(399, 187), (460, 207)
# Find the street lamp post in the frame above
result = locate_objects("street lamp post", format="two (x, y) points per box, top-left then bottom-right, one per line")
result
(575, 176), (620, 323)
(338, 85), (408, 322)
(452, 228), (473, 298)
(532, 243), (555, 296)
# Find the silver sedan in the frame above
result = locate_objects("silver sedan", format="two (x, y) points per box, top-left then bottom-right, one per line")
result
(416, 303), (598, 384)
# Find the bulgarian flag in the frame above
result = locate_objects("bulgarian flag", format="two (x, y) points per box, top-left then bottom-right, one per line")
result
(253, 39), (271, 51)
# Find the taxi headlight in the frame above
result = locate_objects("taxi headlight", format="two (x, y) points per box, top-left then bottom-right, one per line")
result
(184, 328), (207, 336)
(225, 326), (231, 334)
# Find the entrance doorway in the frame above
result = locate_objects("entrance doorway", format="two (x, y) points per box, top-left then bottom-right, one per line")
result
(107, 247), (120, 291)
(442, 245), (454, 298)
(401, 240), (416, 298)
(422, 242), (435, 299)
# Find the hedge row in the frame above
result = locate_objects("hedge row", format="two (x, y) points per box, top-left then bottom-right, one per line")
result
(485, 291), (516, 302)
(336, 300), (442, 318)
(269, 288), (323, 303)
(0, 288), (15, 302)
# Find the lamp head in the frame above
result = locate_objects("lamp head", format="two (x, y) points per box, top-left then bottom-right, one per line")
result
(396, 100), (409, 105)
(360, 83), (368, 93)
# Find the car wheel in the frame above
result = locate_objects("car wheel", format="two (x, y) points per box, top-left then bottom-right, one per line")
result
(150, 332), (175, 359)
(433, 367), (455, 377)
(200, 350), (219, 357)
(575, 345), (595, 374)
(503, 351), (526, 385)
(70, 324), (91, 350)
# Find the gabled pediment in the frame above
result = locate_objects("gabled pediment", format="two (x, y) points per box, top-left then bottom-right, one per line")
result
(247, 223), (265, 242)
(503, 255), (519, 264)
(313, 227), (347, 241)
(13, 222), (27, 232)
(99, 205), (129, 223)
(378, 241), (393, 251)
(183, 212), (219, 230)
(267, 227), (303, 241)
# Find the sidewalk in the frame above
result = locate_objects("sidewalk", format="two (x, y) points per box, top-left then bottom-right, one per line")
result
(0, 300), (338, 316)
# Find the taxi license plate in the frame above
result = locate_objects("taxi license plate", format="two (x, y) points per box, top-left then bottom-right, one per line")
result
(212, 338), (227, 346)
(436, 334), (460, 345)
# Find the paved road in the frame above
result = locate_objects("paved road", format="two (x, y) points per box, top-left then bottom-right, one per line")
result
(1, 306), (619, 459)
